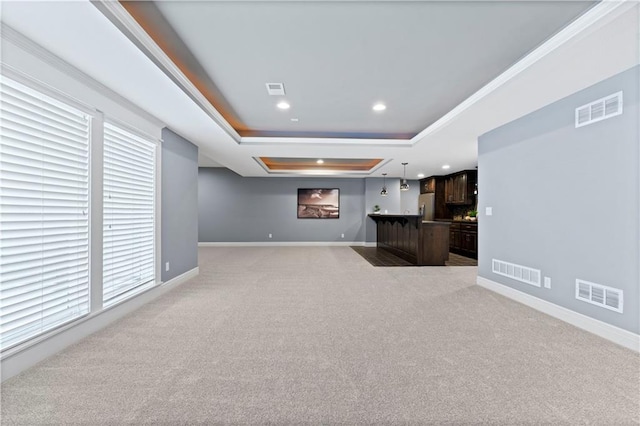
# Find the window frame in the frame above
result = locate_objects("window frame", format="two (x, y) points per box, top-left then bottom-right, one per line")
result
(0, 66), (162, 356)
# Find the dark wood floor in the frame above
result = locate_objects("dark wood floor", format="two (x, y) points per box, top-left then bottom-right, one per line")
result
(351, 246), (478, 267)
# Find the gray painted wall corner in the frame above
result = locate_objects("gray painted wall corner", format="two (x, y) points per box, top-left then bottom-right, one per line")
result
(161, 128), (199, 282)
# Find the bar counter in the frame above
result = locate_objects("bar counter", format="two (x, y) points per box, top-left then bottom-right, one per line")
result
(368, 214), (450, 266)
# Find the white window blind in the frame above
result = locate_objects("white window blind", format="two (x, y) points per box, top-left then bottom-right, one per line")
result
(103, 122), (155, 306)
(0, 76), (90, 350)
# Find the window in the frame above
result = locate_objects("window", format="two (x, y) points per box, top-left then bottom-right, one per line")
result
(0, 76), (90, 350)
(102, 122), (156, 306)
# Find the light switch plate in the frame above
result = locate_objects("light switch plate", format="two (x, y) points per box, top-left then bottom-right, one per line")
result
(485, 207), (493, 216)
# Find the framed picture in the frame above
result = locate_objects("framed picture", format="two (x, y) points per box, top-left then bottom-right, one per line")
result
(297, 188), (340, 219)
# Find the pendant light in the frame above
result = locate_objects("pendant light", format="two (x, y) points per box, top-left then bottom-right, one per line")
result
(400, 162), (410, 191)
(380, 173), (388, 196)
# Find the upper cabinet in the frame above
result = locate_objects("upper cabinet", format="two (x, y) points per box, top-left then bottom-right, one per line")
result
(420, 177), (436, 194)
(444, 170), (477, 205)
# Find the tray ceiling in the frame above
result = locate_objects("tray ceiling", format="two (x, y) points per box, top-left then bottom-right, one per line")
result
(120, 0), (597, 140)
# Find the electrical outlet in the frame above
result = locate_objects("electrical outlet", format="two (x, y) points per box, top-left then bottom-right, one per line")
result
(165, 262), (170, 272)
(485, 207), (493, 216)
(544, 277), (551, 289)
(268, 233), (272, 239)
(341, 233), (345, 238)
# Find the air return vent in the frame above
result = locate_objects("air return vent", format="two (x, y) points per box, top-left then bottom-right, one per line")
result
(575, 279), (623, 313)
(575, 91), (623, 128)
(266, 83), (285, 96)
(492, 259), (541, 287)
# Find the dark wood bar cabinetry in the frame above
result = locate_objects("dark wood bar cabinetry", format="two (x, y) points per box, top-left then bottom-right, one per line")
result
(420, 169), (478, 259)
(448, 221), (478, 259)
(368, 214), (450, 266)
(444, 170), (477, 205)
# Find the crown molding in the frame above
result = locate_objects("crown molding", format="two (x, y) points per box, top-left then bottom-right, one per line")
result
(0, 24), (165, 130)
(240, 136), (412, 147)
(410, 0), (636, 146)
(91, 0), (242, 143)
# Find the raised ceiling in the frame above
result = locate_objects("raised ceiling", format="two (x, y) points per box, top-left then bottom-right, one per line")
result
(258, 157), (383, 174)
(121, 0), (596, 140)
(1, 1), (637, 178)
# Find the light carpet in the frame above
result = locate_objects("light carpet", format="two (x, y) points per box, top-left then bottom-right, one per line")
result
(1, 246), (638, 424)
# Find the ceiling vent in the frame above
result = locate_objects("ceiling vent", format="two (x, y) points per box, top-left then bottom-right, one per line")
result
(576, 279), (623, 313)
(492, 259), (541, 287)
(266, 83), (285, 96)
(575, 91), (623, 128)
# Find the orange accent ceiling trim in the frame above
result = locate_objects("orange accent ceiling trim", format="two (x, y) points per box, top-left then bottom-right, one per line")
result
(119, 2), (414, 141)
(120, 1), (249, 133)
(260, 157), (382, 172)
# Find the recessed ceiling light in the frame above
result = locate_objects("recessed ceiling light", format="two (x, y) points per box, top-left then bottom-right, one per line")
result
(277, 101), (290, 110)
(442, 164), (451, 170)
(316, 159), (324, 164)
(417, 173), (425, 178)
(290, 118), (299, 122)
(372, 103), (386, 112)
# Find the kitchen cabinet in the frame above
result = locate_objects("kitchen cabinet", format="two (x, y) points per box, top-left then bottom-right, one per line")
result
(449, 224), (461, 250)
(445, 170), (477, 205)
(420, 176), (452, 220)
(448, 221), (477, 259)
(420, 177), (436, 194)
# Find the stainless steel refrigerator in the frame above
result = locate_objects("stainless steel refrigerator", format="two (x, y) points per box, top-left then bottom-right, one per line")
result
(418, 192), (435, 221)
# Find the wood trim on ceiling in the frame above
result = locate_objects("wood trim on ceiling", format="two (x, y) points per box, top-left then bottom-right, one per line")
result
(118, 1), (415, 141)
(119, 1), (248, 133)
(260, 157), (382, 172)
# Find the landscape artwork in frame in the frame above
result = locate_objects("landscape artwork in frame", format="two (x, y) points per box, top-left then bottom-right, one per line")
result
(297, 188), (340, 219)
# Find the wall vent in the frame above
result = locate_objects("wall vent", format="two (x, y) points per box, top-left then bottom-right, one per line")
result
(575, 91), (623, 128)
(575, 279), (623, 313)
(266, 83), (285, 96)
(492, 259), (541, 287)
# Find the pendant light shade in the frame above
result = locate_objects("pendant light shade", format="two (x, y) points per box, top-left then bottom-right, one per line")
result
(380, 173), (388, 196)
(400, 163), (409, 191)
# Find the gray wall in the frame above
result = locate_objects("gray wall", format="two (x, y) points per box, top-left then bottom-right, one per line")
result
(161, 128), (199, 281)
(478, 65), (639, 333)
(400, 181), (420, 214)
(363, 178), (419, 243)
(199, 168), (367, 242)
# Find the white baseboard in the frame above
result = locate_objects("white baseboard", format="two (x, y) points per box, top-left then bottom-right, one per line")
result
(363, 242), (377, 248)
(477, 276), (640, 352)
(199, 241), (367, 247)
(0, 267), (199, 382)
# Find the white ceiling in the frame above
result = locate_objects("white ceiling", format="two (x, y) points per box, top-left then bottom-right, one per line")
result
(1, 1), (638, 179)
(152, 0), (595, 137)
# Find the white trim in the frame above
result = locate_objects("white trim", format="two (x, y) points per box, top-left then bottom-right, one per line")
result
(0, 267), (199, 382)
(363, 242), (377, 248)
(476, 276), (640, 353)
(155, 138), (162, 287)
(0, 24), (165, 130)
(199, 241), (367, 247)
(92, 1), (240, 142)
(0, 64), (97, 116)
(410, 0), (634, 145)
(240, 136), (412, 147)
(93, 0), (633, 150)
(104, 115), (163, 146)
(89, 111), (105, 313)
(94, 0), (634, 150)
